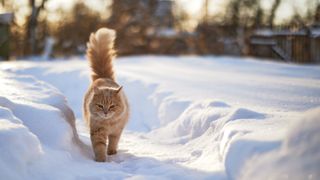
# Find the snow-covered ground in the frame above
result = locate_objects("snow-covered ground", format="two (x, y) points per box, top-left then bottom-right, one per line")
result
(0, 56), (319, 180)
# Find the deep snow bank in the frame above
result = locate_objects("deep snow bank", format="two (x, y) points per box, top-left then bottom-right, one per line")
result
(240, 107), (320, 179)
(0, 71), (75, 148)
(1, 56), (320, 179)
(0, 106), (41, 179)
(0, 71), (84, 179)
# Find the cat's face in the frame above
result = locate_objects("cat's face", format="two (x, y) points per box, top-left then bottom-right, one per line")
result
(89, 86), (122, 119)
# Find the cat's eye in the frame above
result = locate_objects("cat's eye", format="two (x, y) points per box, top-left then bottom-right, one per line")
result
(109, 105), (115, 109)
(96, 104), (104, 109)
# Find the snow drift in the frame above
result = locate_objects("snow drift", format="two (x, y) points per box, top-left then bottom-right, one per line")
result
(0, 70), (86, 179)
(0, 55), (319, 179)
(240, 107), (320, 180)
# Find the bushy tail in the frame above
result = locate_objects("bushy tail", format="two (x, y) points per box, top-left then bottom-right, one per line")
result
(86, 28), (116, 81)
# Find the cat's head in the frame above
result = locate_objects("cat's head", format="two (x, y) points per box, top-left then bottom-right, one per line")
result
(89, 86), (123, 119)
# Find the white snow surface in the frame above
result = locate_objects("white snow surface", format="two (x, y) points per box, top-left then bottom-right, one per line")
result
(0, 55), (320, 180)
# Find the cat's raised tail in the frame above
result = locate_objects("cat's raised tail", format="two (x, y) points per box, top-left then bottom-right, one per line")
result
(86, 28), (116, 81)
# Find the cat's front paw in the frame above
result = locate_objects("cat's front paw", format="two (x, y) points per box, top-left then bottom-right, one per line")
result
(107, 149), (117, 155)
(95, 155), (106, 162)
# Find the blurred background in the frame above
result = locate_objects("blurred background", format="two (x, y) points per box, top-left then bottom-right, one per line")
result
(0, 0), (319, 63)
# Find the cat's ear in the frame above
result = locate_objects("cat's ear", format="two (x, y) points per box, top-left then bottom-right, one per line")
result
(93, 87), (100, 94)
(116, 86), (123, 94)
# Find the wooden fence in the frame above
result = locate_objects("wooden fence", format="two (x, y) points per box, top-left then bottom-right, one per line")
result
(250, 28), (320, 64)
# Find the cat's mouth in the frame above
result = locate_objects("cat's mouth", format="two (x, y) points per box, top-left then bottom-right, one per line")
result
(98, 112), (115, 119)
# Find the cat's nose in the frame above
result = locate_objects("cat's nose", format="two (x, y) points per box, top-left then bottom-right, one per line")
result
(103, 110), (108, 114)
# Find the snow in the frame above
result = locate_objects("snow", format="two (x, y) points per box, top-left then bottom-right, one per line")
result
(155, 28), (178, 37)
(240, 107), (320, 180)
(254, 27), (320, 38)
(0, 12), (13, 23)
(0, 55), (320, 179)
(312, 28), (320, 38)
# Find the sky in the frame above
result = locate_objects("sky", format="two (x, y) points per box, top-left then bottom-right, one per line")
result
(178, 0), (310, 24)
(1, 0), (313, 28)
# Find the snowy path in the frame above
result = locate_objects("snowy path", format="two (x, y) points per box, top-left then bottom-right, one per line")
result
(0, 56), (319, 179)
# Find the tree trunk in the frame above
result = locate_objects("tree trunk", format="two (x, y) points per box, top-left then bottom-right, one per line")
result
(231, 0), (240, 28)
(269, 0), (281, 28)
(314, 3), (320, 24)
(24, 0), (47, 55)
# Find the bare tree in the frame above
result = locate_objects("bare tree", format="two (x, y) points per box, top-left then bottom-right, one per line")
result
(203, 0), (209, 24)
(226, 0), (263, 28)
(253, 5), (263, 28)
(52, 2), (102, 55)
(314, 3), (320, 24)
(24, 0), (47, 55)
(108, 0), (178, 54)
(229, 0), (241, 28)
(268, 0), (281, 28)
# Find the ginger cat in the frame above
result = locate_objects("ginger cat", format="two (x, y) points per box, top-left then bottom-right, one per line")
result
(83, 28), (129, 162)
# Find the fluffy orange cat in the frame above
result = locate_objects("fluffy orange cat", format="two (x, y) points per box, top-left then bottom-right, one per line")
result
(83, 28), (129, 162)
